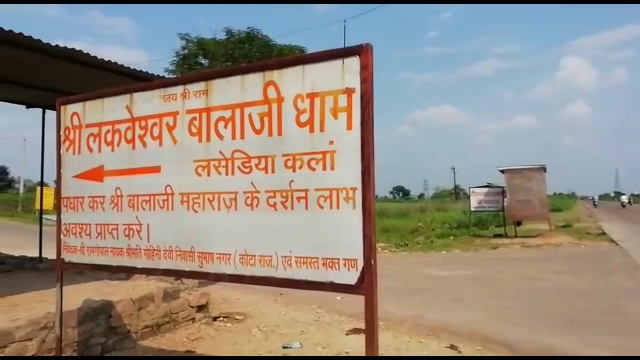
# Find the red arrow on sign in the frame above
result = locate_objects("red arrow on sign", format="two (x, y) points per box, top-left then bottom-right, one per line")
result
(72, 165), (162, 183)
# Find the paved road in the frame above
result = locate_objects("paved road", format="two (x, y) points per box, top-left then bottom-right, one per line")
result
(3, 216), (640, 355)
(0, 220), (55, 258)
(592, 201), (640, 266)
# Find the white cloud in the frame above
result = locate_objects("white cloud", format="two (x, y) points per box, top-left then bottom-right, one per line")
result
(438, 5), (461, 21)
(568, 23), (640, 51)
(398, 104), (537, 136)
(400, 58), (521, 85)
(395, 38), (489, 57)
(606, 65), (629, 85)
(54, 40), (151, 66)
(0, 4), (64, 17)
(425, 30), (440, 40)
(396, 38), (526, 58)
(560, 99), (593, 120)
(458, 59), (518, 77)
(602, 48), (636, 61)
(77, 10), (137, 40)
(422, 45), (466, 55)
(567, 24), (640, 64)
(481, 115), (538, 132)
(1, 5), (150, 68)
(313, 4), (338, 14)
(529, 56), (599, 98)
(422, 38), (487, 55)
(398, 104), (470, 133)
(408, 104), (470, 126)
(529, 55), (630, 97)
(0, 5), (138, 40)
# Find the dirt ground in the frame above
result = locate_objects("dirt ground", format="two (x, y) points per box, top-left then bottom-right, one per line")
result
(108, 285), (501, 356)
(227, 243), (640, 356)
(2, 242), (640, 355)
(0, 270), (503, 356)
(0, 270), (173, 328)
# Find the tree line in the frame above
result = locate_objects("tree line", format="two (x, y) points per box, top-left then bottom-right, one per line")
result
(0, 165), (50, 193)
(379, 184), (469, 202)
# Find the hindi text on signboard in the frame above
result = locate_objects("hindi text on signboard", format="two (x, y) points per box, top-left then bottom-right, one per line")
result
(59, 57), (364, 285)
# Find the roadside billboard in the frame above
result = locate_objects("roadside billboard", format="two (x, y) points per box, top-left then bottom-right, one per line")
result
(57, 44), (378, 356)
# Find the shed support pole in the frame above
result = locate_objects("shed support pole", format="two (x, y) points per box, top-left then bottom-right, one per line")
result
(38, 108), (45, 262)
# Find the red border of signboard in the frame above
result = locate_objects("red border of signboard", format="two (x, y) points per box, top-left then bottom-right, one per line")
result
(55, 44), (377, 356)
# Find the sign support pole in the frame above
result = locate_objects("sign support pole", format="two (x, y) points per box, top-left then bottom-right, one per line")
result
(502, 187), (507, 237)
(38, 108), (46, 262)
(361, 43), (379, 357)
(54, 263), (64, 356)
(467, 186), (472, 234)
(54, 108), (64, 357)
(364, 270), (379, 356)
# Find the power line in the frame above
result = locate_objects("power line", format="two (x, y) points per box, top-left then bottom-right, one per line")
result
(274, 4), (387, 39)
(124, 4), (388, 67)
(345, 4), (388, 21)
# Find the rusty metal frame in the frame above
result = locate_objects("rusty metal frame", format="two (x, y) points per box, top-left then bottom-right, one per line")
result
(55, 44), (378, 356)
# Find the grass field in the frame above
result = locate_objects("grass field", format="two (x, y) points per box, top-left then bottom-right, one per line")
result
(0, 192), (608, 252)
(0, 193), (54, 225)
(376, 195), (609, 252)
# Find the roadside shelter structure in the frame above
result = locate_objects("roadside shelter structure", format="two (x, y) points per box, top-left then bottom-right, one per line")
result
(497, 164), (551, 231)
(0, 27), (165, 259)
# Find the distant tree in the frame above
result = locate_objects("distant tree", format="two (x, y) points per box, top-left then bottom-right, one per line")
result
(25, 180), (50, 193)
(13, 176), (33, 192)
(599, 191), (633, 201)
(431, 185), (468, 201)
(165, 27), (307, 76)
(389, 185), (412, 200)
(417, 192), (425, 200)
(0, 165), (16, 193)
(553, 191), (578, 198)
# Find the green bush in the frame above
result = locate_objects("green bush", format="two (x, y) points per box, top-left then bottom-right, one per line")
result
(0, 193), (35, 213)
(0, 193), (55, 215)
(376, 200), (504, 248)
(548, 194), (577, 213)
(376, 195), (577, 249)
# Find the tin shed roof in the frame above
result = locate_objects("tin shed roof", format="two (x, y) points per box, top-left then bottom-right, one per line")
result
(0, 27), (165, 111)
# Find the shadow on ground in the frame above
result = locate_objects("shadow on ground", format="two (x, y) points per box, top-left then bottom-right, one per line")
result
(0, 257), (136, 297)
(68, 295), (210, 356)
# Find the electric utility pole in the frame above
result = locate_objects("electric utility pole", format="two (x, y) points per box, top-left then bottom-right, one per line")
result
(422, 178), (430, 198)
(451, 166), (458, 200)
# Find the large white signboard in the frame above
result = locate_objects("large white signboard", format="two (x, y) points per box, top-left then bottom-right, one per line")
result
(59, 56), (363, 285)
(469, 187), (504, 212)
